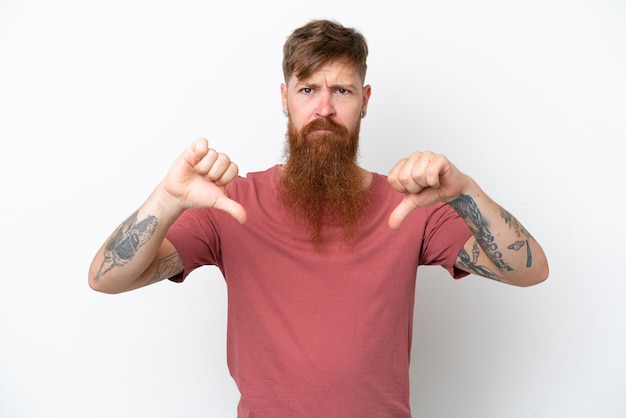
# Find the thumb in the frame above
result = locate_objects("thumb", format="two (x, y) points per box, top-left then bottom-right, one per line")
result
(388, 194), (421, 230)
(213, 195), (248, 224)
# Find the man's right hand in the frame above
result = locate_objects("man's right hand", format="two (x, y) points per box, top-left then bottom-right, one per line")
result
(161, 137), (247, 224)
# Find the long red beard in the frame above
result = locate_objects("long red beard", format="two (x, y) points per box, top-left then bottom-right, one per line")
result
(278, 117), (370, 247)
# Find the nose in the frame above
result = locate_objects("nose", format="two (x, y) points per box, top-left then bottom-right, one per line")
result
(315, 91), (336, 118)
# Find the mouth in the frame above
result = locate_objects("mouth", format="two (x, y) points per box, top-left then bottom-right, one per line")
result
(310, 129), (336, 135)
(301, 117), (348, 140)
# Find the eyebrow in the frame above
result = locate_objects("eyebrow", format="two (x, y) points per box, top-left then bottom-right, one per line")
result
(297, 81), (358, 91)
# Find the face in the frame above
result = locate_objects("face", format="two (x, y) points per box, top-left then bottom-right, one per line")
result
(281, 60), (371, 133)
(278, 61), (372, 248)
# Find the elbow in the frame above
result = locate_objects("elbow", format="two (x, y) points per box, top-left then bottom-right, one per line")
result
(531, 258), (550, 286)
(88, 277), (126, 294)
(88, 261), (147, 294)
(513, 261), (550, 287)
(89, 277), (108, 293)
(88, 264), (122, 295)
(88, 274), (113, 294)
(529, 246), (550, 286)
(88, 265), (102, 292)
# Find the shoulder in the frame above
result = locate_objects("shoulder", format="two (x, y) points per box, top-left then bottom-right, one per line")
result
(226, 165), (281, 193)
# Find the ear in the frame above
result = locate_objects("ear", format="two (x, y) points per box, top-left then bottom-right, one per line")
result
(281, 83), (288, 111)
(361, 84), (372, 113)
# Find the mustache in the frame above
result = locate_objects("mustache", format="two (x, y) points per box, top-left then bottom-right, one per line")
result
(301, 117), (349, 137)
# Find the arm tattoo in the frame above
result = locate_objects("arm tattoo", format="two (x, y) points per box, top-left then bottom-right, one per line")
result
(449, 194), (513, 273)
(94, 211), (158, 281)
(147, 253), (184, 285)
(501, 207), (533, 267)
(458, 244), (501, 281)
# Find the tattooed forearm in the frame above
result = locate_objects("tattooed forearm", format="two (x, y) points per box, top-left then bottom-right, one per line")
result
(457, 244), (501, 281)
(449, 194), (513, 273)
(94, 211), (158, 281)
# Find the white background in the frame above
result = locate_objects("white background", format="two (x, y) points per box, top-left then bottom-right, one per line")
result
(1, 0), (625, 417)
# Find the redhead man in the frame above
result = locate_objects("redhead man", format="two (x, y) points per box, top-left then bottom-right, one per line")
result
(89, 19), (548, 418)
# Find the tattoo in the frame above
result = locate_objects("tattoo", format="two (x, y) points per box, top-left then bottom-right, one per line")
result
(500, 207), (533, 240)
(94, 211), (158, 281)
(501, 207), (533, 267)
(457, 244), (501, 281)
(449, 194), (513, 273)
(147, 253), (184, 285)
(508, 240), (526, 251)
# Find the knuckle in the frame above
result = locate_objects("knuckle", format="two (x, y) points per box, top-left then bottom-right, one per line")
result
(397, 172), (412, 184)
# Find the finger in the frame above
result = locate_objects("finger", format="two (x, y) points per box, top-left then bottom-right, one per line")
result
(403, 152), (440, 193)
(207, 153), (236, 184)
(388, 195), (420, 230)
(423, 154), (443, 189)
(186, 138), (209, 166)
(387, 158), (409, 192)
(214, 161), (239, 187)
(388, 188), (446, 229)
(193, 148), (219, 175)
(213, 195), (248, 224)
(387, 155), (422, 193)
(388, 152), (435, 194)
(391, 166), (426, 195)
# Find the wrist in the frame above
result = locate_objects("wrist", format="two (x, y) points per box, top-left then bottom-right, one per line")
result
(145, 182), (187, 223)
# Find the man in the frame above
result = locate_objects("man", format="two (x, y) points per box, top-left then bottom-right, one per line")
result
(89, 19), (548, 418)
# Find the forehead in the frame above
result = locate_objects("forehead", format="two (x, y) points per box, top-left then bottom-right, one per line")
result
(289, 60), (362, 86)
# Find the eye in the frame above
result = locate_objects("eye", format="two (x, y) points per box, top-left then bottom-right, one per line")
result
(301, 87), (313, 94)
(337, 88), (350, 95)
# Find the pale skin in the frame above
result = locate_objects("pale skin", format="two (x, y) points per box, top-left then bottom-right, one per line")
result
(89, 60), (548, 294)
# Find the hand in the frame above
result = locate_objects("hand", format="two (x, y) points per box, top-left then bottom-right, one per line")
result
(161, 138), (247, 224)
(387, 151), (468, 229)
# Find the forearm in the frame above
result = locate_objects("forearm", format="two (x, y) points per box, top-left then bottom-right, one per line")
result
(88, 185), (185, 293)
(448, 177), (549, 286)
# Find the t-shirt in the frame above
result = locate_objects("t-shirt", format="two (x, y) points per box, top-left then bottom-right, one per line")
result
(166, 164), (472, 418)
